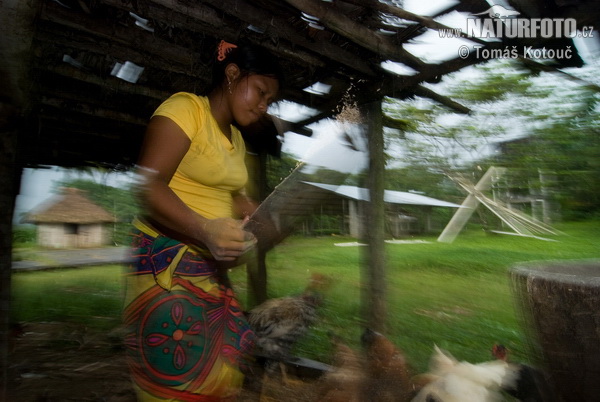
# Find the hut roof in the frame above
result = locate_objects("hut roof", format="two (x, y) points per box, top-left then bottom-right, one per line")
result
(23, 187), (117, 224)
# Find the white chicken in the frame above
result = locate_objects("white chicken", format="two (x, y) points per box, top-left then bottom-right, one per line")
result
(411, 345), (519, 402)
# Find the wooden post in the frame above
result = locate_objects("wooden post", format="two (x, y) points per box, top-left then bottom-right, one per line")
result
(245, 152), (268, 307)
(1, 0), (37, 397)
(0, 103), (20, 401)
(360, 100), (387, 333)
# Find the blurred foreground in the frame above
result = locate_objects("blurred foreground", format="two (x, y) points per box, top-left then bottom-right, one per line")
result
(8, 321), (320, 401)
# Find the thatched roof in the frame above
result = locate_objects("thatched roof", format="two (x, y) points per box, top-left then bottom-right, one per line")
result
(23, 187), (117, 224)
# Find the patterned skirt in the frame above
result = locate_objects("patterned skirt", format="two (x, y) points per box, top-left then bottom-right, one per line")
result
(123, 221), (256, 401)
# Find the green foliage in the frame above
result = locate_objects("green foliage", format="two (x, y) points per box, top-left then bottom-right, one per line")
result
(488, 85), (600, 219)
(449, 61), (532, 103)
(307, 214), (343, 236)
(383, 59), (600, 220)
(384, 166), (462, 200)
(298, 167), (351, 186)
(12, 226), (36, 247)
(265, 155), (301, 194)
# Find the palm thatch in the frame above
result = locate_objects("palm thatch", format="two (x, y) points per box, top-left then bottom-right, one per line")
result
(22, 187), (117, 224)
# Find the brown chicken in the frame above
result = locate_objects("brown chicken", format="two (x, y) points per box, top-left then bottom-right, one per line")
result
(316, 334), (366, 402)
(361, 328), (414, 402)
(314, 329), (416, 402)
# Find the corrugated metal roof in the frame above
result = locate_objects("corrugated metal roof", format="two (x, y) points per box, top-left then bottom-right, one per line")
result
(302, 181), (462, 208)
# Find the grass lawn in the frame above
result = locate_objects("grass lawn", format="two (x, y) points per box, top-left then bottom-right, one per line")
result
(11, 220), (600, 374)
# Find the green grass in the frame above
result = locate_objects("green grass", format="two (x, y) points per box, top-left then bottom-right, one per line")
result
(11, 220), (600, 373)
(11, 264), (126, 330)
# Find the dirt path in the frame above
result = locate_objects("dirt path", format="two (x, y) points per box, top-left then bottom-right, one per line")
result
(7, 322), (318, 401)
(12, 246), (132, 271)
(8, 322), (135, 401)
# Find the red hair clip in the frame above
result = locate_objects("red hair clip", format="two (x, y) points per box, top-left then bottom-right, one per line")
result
(217, 40), (238, 61)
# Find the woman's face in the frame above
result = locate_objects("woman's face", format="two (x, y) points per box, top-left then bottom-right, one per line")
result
(230, 73), (279, 127)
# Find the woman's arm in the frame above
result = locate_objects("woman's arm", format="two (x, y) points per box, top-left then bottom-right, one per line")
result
(136, 115), (255, 261)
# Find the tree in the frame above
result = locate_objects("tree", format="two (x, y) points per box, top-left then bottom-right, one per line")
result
(492, 84), (600, 220)
(382, 59), (600, 220)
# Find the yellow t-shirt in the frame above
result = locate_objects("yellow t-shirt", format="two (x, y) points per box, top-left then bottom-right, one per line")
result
(152, 93), (247, 219)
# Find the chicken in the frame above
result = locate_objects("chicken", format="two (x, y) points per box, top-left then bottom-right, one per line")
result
(361, 328), (414, 402)
(246, 273), (332, 397)
(317, 329), (415, 401)
(248, 273), (332, 362)
(316, 334), (366, 402)
(491, 344), (554, 402)
(411, 345), (519, 402)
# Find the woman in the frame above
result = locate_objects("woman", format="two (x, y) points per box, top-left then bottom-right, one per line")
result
(123, 40), (282, 401)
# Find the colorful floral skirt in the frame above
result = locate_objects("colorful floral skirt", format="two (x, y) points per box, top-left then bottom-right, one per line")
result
(123, 222), (255, 401)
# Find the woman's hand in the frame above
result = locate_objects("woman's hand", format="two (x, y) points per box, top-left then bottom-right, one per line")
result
(198, 217), (257, 261)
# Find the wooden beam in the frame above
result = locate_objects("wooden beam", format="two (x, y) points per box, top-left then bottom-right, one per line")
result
(518, 58), (600, 93)
(413, 85), (471, 114)
(130, 0), (331, 72)
(381, 49), (488, 99)
(43, 63), (171, 101)
(201, 0), (376, 77)
(344, 0), (491, 47)
(41, 96), (149, 126)
(39, 2), (208, 80)
(34, 27), (207, 84)
(283, 0), (427, 70)
(100, 0), (336, 104)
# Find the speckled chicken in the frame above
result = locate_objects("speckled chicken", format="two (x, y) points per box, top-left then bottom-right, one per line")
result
(247, 273), (332, 362)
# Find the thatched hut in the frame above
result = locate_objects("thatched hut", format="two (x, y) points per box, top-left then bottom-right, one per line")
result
(23, 187), (117, 248)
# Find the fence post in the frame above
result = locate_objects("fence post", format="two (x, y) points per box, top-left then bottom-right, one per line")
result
(360, 99), (387, 333)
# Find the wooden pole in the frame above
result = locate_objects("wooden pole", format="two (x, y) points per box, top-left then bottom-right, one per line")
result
(361, 99), (387, 333)
(245, 152), (268, 307)
(1, 0), (37, 397)
(0, 103), (20, 401)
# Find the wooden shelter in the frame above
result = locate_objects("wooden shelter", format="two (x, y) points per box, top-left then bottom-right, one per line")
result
(23, 187), (117, 248)
(2, 0), (600, 395)
(274, 181), (462, 237)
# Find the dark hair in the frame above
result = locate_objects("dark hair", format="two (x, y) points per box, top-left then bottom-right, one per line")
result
(210, 41), (284, 92)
